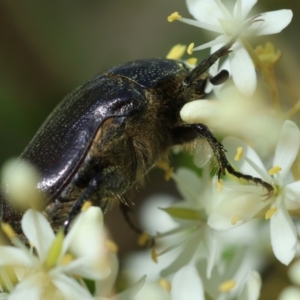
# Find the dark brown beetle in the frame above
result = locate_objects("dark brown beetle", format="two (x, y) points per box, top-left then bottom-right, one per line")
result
(1, 36), (273, 236)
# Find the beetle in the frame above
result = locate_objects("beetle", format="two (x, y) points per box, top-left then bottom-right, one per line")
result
(0, 35), (273, 236)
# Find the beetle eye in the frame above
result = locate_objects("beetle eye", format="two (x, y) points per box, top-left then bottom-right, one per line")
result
(209, 69), (229, 85)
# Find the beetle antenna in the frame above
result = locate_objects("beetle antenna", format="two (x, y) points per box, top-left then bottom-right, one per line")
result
(183, 36), (236, 87)
(183, 19), (254, 87)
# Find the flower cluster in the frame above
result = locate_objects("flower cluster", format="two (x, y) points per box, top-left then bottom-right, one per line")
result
(0, 0), (298, 299)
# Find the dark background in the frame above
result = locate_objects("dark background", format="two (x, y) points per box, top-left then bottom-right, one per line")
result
(0, 0), (299, 258)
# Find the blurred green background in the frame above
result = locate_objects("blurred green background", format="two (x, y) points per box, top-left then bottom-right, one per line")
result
(0, 0), (300, 258)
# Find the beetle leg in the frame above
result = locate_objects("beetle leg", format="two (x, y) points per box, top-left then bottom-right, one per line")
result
(171, 124), (274, 195)
(63, 173), (104, 233)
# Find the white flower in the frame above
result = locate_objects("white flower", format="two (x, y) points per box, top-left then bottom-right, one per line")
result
(171, 266), (204, 300)
(177, 0), (293, 95)
(153, 168), (222, 279)
(132, 266), (204, 300)
(209, 120), (300, 265)
(0, 207), (116, 299)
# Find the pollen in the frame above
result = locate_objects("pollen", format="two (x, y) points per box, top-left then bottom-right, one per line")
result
(167, 12), (182, 22)
(1, 223), (16, 240)
(159, 278), (171, 291)
(106, 239), (118, 253)
(234, 147), (243, 161)
(166, 44), (186, 60)
(138, 232), (151, 246)
(265, 207), (277, 219)
(81, 201), (92, 212)
(151, 248), (158, 263)
(187, 57), (197, 65)
(231, 215), (241, 225)
(219, 279), (236, 292)
(187, 43), (194, 55)
(268, 166), (282, 175)
(217, 179), (224, 192)
(60, 253), (75, 266)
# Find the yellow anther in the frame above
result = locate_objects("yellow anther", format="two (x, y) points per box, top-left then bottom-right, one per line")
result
(268, 166), (282, 175)
(167, 12), (182, 22)
(2, 223), (16, 240)
(219, 279), (236, 292)
(187, 57), (197, 66)
(187, 43), (194, 55)
(234, 147), (243, 161)
(166, 44), (186, 60)
(106, 240), (118, 253)
(81, 201), (92, 212)
(265, 207), (277, 219)
(60, 253), (75, 266)
(231, 215), (241, 225)
(151, 248), (158, 263)
(138, 232), (151, 247)
(217, 179), (224, 192)
(158, 278), (171, 291)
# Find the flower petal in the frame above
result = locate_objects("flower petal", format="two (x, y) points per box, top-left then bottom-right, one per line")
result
(229, 43), (256, 96)
(234, 0), (257, 19)
(203, 228), (218, 278)
(21, 209), (55, 262)
(238, 270), (261, 300)
(0, 247), (35, 268)
(284, 181), (300, 204)
(186, 0), (225, 29)
(276, 135), (297, 174)
(171, 266), (205, 300)
(270, 200), (297, 265)
(112, 276), (147, 300)
(63, 207), (111, 280)
(222, 136), (269, 180)
(8, 274), (44, 300)
(278, 287), (300, 300)
(251, 10), (293, 35)
(274, 121), (300, 180)
(52, 273), (93, 300)
(179, 18), (222, 33)
(160, 231), (201, 277)
(208, 191), (267, 230)
(193, 36), (225, 51)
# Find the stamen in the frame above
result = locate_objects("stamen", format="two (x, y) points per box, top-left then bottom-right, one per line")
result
(106, 240), (118, 253)
(268, 166), (282, 175)
(1, 223), (16, 240)
(159, 278), (171, 291)
(167, 12), (182, 22)
(231, 215), (241, 225)
(60, 253), (75, 266)
(166, 44), (186, 60)
(81, 201), (92, 212)
(138, 232), (151, 247)
(217, 179), (224, 192)
(0, 266), (18, 293)
(265, 207), (277, 219)
(187, 43), (194, 55)
(151, 248), (158, 263)
(187, 58), (197, 65)
(234, 147), (243, 161)
(219, 279), (236, 292)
